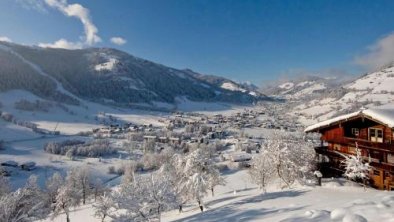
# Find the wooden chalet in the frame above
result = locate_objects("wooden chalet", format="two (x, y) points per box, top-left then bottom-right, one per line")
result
(305, 108), (394, 190)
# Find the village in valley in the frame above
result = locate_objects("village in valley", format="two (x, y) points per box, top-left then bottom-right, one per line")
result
(2, 94), (394, 221)
(2, 1), (394, 222)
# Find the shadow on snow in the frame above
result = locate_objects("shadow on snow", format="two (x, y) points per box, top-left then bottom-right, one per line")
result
(173, 190), (309, 222)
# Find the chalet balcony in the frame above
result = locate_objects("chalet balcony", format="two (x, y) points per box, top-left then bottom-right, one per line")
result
(314, 146), (394, 172)
(324, 137), (394, 152)
(314, 146), (340, 157)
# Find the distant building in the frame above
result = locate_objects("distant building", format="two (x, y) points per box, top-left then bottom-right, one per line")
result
(305, 109), (394, 190)
(143, 135), (157, 143)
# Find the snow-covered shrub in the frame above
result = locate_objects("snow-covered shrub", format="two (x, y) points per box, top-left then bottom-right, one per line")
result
(107, 166), (116, 174)
(339, 143), (371, 187)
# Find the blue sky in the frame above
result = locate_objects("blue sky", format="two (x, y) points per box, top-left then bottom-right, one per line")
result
(1, 0), (394, 85)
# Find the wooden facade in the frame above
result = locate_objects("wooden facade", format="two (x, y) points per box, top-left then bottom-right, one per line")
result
(307, 114), (394, 190)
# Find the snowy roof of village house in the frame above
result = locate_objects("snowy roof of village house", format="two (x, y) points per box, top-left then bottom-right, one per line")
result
(304, 108), (394, 133)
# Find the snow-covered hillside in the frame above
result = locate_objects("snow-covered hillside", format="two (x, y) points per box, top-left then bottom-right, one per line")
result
(262, 76), (343, 101)
(266, 67), (394, 126)
(0, 41), (267, 107)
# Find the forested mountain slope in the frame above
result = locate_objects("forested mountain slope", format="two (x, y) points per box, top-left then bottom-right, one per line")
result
(0, 41), (268, 107)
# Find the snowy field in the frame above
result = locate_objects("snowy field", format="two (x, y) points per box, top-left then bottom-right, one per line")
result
(43, 170), (394, 222)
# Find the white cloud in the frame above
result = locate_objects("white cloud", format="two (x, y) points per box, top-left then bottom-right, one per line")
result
(38, 38), (82, 49)
(0, 36), (12, 42)
(39, 0), (101, 49)
(354, 32), (394, 71)
(110, 37), (127, 45)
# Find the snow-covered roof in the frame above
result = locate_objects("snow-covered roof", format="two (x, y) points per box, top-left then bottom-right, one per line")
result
(304, 108), (394, 132)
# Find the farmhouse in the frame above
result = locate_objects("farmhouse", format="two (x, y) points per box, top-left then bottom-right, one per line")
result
(305, 108), (394, 190)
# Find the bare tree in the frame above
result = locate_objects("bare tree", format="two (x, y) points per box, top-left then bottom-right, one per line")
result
(52, 184), (80, 222)
(248, 150), (275, 193)
(94, 193), (114, 222)
(45, 172), (64, 210)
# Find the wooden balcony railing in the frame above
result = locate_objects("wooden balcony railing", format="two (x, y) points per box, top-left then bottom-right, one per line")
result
(324, 137), (394, 152)
(314, 146), (342, 157)
(314, 146), (394, 171)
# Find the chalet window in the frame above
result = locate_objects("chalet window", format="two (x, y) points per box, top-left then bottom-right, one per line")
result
(373, 170), (380, 176)
(351, 128), (359, 136)
(388, 153), (394, 164)
(369, 128), (383, 143)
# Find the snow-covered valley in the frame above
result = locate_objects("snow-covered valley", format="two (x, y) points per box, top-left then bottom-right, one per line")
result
(1, 38), (394, 222)
(1, 89), (393, 221)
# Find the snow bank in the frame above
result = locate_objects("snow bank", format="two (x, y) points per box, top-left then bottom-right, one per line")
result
(95, 58), (118, 71)
(221, 82), (247, 93)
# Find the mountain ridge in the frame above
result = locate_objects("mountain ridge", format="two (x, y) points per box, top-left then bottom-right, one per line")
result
(0, 41), (269, 108)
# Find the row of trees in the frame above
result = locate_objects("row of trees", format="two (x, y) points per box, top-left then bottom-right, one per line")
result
(0, 147), (225, 222)
(248, 132), (373, 192)
(44, 139), (116, 158)
(0, 167), (106, 222)
(14, 99), (53, 112)
(97, 148), (225, 221)
(0, 111), (38, 131)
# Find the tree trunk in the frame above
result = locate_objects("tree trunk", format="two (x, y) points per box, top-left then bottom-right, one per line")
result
(211, 187), (214, 197)
(101, 215), (106, 222)
(66, 213), (70, 222)
(158, 206), (161, 222)
(179, 205), (183, 213)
